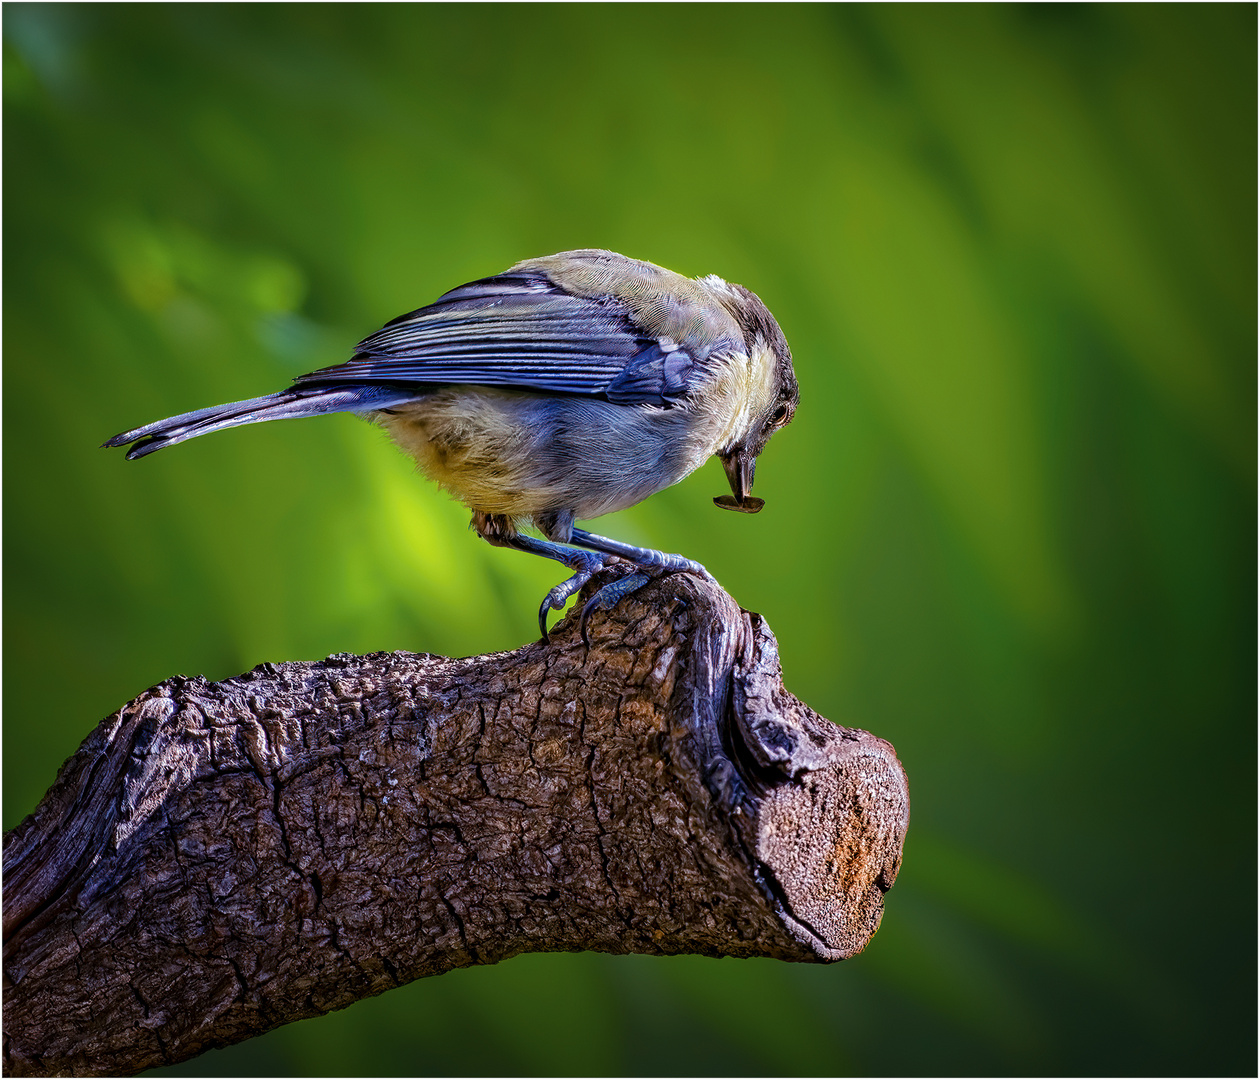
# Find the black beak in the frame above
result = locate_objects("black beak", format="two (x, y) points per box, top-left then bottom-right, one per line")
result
(714, 449), (764, 513)
(723, 449), (755, 501)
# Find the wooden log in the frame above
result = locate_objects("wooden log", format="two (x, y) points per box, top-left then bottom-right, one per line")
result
(2, 572), (908, 1076)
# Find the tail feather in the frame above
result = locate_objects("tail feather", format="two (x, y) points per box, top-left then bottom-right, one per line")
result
(103, 384), (417, 460)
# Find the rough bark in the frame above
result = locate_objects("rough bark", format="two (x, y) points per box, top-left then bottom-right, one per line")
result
(2, 572), (909, 1077)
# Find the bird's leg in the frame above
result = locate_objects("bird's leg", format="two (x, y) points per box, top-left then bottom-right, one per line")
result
(474, 513), (623, 639)
(568, 528), (712, 579)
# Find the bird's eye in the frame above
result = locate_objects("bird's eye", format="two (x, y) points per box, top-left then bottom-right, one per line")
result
(770, 402), (791, 427)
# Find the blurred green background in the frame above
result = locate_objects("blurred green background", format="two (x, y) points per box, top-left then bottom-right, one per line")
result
(4, 3), (1254, 1076)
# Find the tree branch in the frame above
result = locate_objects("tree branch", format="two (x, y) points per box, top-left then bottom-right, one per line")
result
(2, 572), (909, 1077)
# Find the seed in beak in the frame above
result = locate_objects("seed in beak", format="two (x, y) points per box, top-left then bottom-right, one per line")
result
(713, 495), (765, 513)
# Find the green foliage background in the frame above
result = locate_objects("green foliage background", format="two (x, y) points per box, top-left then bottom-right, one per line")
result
(4, 4), (1254, 1075)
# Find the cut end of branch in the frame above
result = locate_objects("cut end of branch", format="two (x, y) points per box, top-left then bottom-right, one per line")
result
(754, 737), (907, 959)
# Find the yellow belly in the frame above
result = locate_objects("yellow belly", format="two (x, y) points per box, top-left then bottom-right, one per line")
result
(375, 391), (545, 516)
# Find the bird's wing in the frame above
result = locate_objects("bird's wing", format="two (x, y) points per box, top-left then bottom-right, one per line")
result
(295, 271), (694, 406)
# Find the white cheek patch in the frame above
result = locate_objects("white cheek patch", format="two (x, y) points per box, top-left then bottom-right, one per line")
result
(747, 338), (780, 415)
(700, 338), (780, 454)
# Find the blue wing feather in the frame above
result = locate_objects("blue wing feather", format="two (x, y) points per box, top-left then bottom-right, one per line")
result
(294, 273), (692, 405)
(604, 343), (694, 405)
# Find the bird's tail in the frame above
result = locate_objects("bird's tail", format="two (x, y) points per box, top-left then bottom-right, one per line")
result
(102, 384), (417, 460)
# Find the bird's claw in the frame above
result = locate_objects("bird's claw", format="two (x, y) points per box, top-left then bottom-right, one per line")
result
(537, 553), (612, 640)
(579, 572), (650, 646)
(538, 578), (588, 640)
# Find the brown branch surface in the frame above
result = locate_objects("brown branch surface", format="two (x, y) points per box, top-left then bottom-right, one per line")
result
(2, 573), (909, 1077)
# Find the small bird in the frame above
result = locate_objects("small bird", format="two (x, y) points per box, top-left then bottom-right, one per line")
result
(105, 249), (798, 636)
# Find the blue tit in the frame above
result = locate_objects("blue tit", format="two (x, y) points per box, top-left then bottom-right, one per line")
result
(105, 249), (798, 637)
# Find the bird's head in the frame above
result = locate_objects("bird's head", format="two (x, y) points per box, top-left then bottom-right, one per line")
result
(710, 282), (798, 514)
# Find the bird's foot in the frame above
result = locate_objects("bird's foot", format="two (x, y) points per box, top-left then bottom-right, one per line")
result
(503, 526), (714, 642)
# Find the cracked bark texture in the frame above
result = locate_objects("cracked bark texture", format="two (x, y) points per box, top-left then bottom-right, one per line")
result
(2, 572), (909, 1077)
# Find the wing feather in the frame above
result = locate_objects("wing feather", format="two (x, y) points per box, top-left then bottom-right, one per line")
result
(295, 272), (691, 405)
